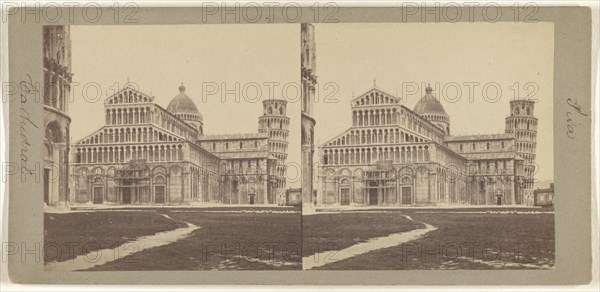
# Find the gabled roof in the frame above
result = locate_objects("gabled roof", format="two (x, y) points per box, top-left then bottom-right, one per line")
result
(351, 87), (400, 106)
(348, 86), (447, 137)
(104, 85), (154, 105)
(320, 125), (433, 148)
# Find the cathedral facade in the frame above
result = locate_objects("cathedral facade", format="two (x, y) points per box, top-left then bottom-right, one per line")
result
(318, 86), (536, 207)
(69, 84), (289, 206)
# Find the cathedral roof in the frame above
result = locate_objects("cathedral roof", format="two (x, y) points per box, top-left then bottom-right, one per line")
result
(198, 133), (268, 141)
(218, 151), (272, 160)
(446, 133), (514, 142)
(167, 83), (200, 115)
(459, 151), (524, 160)
(413, 85), (448, 116)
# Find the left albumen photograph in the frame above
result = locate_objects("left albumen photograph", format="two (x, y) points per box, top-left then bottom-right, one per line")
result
(42, 24), (301, 271)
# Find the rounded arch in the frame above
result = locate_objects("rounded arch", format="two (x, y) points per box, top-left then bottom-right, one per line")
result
(397, 165), (415, 177)
(45, 121), (62, 143)
(339, 177), (351, 185)
(339, 168), (351, 176)
(400, 175), (413, 184)
(151, 165), (167, 176)
(154, 175), (166, 184)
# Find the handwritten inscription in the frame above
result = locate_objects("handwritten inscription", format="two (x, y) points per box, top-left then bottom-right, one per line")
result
(18, 74), (40, 179)
(565, 98), (587, 140)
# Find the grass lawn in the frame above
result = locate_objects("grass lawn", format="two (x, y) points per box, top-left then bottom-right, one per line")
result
(310, 209), (554, 270)
(44, 211), (186, 263)
(303, 212), (424, 258)
(84, 208), (302, 270)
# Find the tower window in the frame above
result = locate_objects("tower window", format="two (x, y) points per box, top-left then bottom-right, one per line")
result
(239, 141), (243, 149)
(486, 142), (490, 150)
(254, 141), (258, 148)
(213, 142), (216, 150)
(459, 144), (463, 151)
(225, 143), (229, 149)
(472, 143), (475, 150)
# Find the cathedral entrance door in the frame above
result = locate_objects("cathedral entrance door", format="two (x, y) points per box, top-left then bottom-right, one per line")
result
(122, 188), (132, 204)
(401, 187), (412, 205)
(249, 194), (255, 205)
(495, 189), (503, 205)
(154, 186), (165, 204)
(93, 187), (103, 204)
(369, 189), (378, 205)
(368, 181), (379, 205)
(340, 188), (350, 205)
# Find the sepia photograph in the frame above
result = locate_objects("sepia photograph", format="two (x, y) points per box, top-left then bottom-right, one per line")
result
(302, 22), (555, 270)
(42, 24), (302, 271)
(3, 3), (595, 287)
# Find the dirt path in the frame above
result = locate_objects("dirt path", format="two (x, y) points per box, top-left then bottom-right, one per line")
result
(302, 215), (437, 270)
(44, 214), (199, 272)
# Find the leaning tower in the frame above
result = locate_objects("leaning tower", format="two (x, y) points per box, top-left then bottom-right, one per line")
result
(258, 100), (290, 203)
(505, 100), (538, 196)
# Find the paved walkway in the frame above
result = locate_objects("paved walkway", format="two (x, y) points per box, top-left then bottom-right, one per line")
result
(44, 214), (199, 272)
(302, 215), (437, 270)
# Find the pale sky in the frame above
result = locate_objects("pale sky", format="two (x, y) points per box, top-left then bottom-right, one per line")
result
(69, 24), (301, 187)
(312, 22), (554, 182)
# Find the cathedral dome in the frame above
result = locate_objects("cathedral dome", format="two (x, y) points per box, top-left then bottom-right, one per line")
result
(167, 83), (203, 122)
(413, 85), (448, 116)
